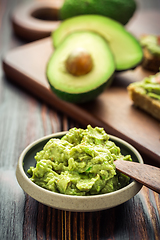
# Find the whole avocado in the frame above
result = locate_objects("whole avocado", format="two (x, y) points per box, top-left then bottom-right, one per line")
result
(59, 0), (137, 25)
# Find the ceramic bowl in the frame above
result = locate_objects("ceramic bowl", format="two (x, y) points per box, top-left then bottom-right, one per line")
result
(16, 132), (143, 212)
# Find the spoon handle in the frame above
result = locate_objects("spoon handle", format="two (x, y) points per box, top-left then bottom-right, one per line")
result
(114, 160), (160, 194)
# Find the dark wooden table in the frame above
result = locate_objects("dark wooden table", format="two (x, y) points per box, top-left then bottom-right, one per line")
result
(0, 0), (160, 239)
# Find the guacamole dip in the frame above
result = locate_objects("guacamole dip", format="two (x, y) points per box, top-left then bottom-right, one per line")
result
(27, 125), (132, 196)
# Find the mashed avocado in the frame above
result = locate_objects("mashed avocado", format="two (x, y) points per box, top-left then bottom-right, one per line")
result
(27, 125), (132, 196)
(131, 72), (160, 101)
(140, 35), (160, 57)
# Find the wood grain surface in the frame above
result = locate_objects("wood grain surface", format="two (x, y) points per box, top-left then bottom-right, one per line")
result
(0, 0), (160, 239)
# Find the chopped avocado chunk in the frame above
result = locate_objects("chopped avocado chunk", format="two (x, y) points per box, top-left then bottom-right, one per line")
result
(52, 15), (143, 71)
(47, 31), (115, 103)
(59, 0), (136, 25)
(27, 125), (132, 196)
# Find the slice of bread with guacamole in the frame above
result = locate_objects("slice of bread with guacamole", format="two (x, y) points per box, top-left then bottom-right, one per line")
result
(127, 72), (160, 121)
(140, 35), (160, 72)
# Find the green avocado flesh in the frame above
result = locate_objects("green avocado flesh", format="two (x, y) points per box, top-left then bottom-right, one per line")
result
(47, 31), (115, 103)
(27, 125), (132, 196)
(52, 15), (143, 71)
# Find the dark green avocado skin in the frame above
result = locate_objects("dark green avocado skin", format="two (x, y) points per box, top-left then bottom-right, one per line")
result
(48, 74), (114, 104)
(59, 0), (136, 25)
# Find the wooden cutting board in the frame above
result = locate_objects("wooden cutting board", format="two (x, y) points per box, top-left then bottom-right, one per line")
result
(3, 10), (160, 165)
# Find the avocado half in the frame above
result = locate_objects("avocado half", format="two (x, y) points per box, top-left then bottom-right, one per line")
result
(52, 15), (143, 71)
(59, 0), (137, 25)
(47, 31), (115, 103)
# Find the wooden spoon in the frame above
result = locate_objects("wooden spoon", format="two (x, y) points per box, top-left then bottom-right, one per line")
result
(114, 160), (160, 194)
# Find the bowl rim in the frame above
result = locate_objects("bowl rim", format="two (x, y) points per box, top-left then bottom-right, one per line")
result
(16, 131), (143, 212)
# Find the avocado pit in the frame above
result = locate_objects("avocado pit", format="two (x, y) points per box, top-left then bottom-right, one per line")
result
(65, 48), (93, 76)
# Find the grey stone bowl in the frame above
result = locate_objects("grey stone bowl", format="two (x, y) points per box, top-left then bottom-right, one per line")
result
(16, 131), (143, 212)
